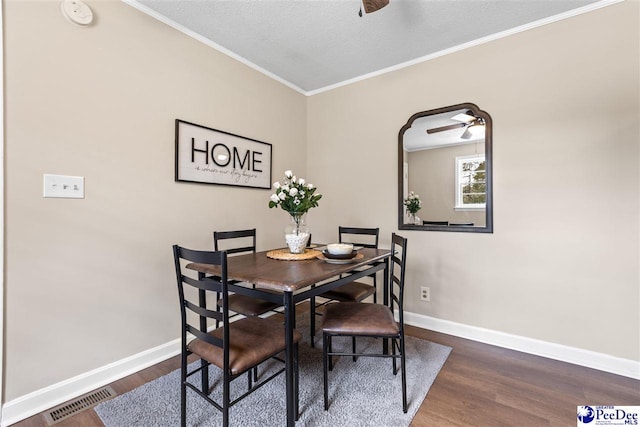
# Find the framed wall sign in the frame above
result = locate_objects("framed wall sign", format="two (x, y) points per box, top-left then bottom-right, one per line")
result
(175, 119), (272, 189)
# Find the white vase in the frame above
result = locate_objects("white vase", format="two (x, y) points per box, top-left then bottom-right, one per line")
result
(284, 213), (310, 253)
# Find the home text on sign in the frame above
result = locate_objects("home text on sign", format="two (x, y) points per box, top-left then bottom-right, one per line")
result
(190, 138), (263, 172)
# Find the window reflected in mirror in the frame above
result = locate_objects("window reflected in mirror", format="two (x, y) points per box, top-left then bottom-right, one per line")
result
(398, 103), (493, 233)
(455, 155), (486, 210)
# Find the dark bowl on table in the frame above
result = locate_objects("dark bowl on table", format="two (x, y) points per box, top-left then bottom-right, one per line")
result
(322, 249), (358, 260)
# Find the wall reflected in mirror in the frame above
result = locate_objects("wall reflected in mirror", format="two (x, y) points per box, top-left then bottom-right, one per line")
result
(398, 103), (493, 233)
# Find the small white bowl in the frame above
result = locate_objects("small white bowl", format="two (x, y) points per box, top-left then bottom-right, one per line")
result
(327, 243), (354, 255)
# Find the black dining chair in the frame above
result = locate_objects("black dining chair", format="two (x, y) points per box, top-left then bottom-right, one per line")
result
(321, 233), (408, 413)
(173, 245), (301, 427)
(309, 226), (379, 347)
(213, 229), (282, 320)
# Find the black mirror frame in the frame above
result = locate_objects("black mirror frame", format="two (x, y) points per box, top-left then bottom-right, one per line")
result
(398, 102), (493, 233)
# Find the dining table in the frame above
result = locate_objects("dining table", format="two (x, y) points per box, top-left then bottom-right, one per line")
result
(186, 245), (392, 427)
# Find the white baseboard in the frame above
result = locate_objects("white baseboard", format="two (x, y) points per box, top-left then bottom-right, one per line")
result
(404, 311), (640, 380)
(3, 313), (638, 426)
(0, 338), (181, 427)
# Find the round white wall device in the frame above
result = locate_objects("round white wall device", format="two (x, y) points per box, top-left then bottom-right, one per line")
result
(61, 0), (94, 26)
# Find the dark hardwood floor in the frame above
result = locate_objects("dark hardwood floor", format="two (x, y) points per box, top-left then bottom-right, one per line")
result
(408, 325), (638, 426)
(10, 306), (639, 427)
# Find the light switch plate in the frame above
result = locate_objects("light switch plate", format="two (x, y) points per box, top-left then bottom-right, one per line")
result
(43, 174), (85, 198)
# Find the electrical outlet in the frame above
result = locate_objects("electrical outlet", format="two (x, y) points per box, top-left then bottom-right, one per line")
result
(420, 286), (430, 302)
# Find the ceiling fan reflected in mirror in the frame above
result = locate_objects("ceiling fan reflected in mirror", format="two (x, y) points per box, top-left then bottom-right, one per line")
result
(359, 0), (390, 16)
(426, 111), (486, 140)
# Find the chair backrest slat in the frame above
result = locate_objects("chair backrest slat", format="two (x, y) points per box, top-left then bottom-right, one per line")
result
(184, 299), (223, 322)
(338, 226), (379, 249)
(182, 275), (222, 292)
(214, 228), (257, 255)
(186, 324), (224, 348)
(390, 293), (400, 307)
(223, 246), (255, 255)
(391, 275), (401, 287)
(178, 246), (226, 264)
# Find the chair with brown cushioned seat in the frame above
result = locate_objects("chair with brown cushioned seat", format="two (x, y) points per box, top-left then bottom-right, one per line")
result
(214, 229), (282, 320)
(321, 233), (408, 413)
(173, 245), (301, 427)
(309, 226), (379, 347)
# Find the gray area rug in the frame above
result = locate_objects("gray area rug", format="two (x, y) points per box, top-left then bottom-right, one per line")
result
(96, 315), (451, 427)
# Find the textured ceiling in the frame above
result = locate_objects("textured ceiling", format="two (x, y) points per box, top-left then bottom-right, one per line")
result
(126, 0), (609, 94)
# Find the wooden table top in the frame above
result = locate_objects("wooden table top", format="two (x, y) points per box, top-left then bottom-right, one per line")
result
(187, 247), (391, 292)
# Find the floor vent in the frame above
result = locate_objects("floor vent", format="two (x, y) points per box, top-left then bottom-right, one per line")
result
(44, 386), (117, 425)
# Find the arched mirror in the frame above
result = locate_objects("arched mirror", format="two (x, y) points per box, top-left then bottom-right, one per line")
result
(398, 102), (493, 233)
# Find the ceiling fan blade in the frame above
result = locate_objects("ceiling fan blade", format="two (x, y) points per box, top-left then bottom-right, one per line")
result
(460, 127), (473, 139)
(362, 0), (389, 13)
(426, 122), (466, 134)
(451, 112), (476, 123)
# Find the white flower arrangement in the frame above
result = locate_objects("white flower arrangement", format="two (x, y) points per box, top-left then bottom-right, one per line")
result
(403, 191), (422, 214)
(269, 170), (322, 216)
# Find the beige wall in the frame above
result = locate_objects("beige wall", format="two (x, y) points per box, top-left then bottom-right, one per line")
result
(3, 0), (639, 407)
(3, 0), (306, 400)
(308, 0), (639, 362)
